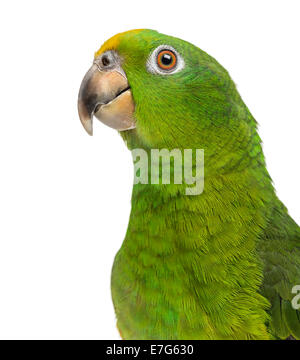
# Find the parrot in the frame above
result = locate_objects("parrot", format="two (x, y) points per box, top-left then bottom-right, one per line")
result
(78, 29), (300, 340)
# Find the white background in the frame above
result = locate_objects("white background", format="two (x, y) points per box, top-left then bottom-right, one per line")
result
(0, 0), (299, 339)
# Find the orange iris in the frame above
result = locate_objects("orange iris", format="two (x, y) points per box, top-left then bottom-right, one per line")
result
(157, 50), (177, 70)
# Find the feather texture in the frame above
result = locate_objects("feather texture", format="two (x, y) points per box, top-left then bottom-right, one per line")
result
(93, 30), (300, 339)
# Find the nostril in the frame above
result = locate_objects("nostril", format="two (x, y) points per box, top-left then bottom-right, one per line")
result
(101, 55), (110, 67)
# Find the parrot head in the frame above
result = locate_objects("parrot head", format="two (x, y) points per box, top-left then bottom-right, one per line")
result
(78, 29), (257, 162)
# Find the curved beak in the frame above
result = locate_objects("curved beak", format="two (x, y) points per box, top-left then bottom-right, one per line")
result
(78, 64), (135, 135)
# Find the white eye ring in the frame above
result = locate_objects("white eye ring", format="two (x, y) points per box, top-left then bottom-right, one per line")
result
(146, 45), (185, 75)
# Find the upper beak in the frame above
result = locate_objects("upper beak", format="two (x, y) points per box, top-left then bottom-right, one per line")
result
(78, 64), (135, 135)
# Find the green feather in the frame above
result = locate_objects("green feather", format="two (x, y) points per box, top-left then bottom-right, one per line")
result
(95, 29), (300, 340)
(282, 300), (300, 339)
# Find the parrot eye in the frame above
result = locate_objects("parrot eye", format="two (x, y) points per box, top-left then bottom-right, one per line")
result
(147, 45), (184, 75)
(157, 50), (177, 70)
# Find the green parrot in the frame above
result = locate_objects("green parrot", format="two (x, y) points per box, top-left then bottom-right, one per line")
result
(78, 29), (300, 340)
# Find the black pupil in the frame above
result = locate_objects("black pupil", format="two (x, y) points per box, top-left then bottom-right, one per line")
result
(102, 55), (110, 66)
(161, 53), (173, 65)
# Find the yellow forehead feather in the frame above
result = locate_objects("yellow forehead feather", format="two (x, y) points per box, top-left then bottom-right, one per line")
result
(94, 29), (144, 58)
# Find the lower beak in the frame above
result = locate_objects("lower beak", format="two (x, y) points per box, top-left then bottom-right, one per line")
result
(78, 64), (135, 135)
